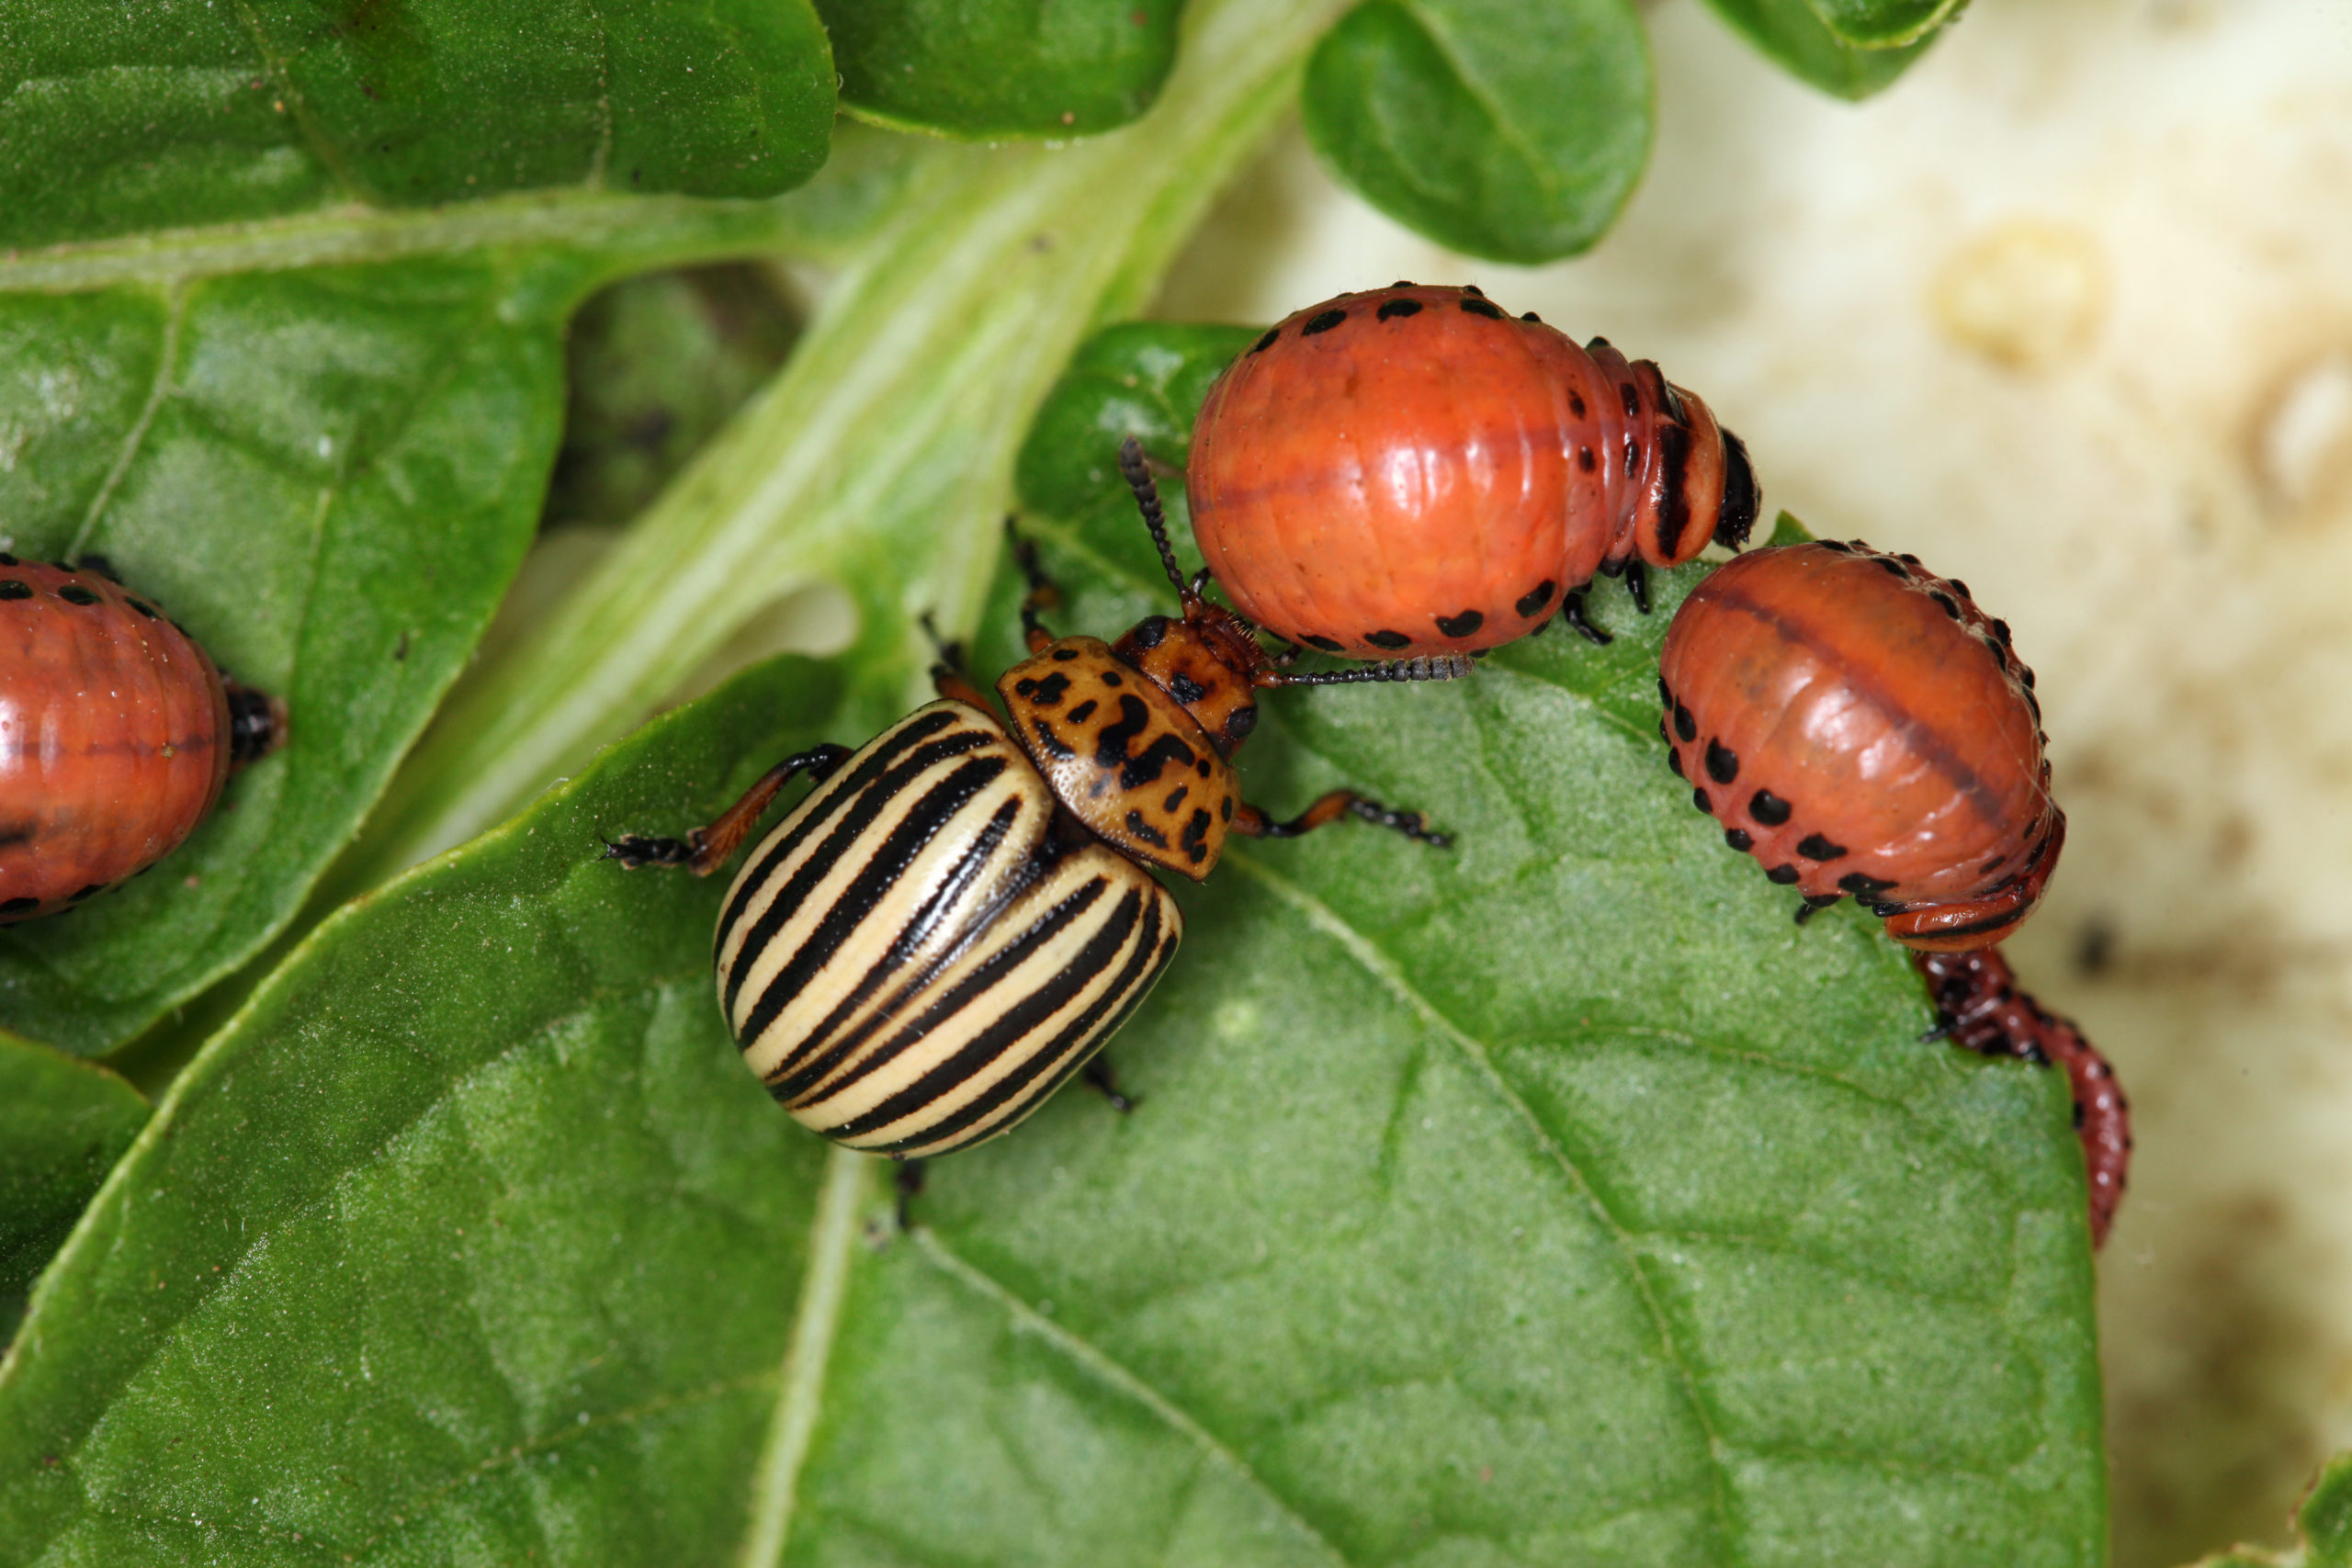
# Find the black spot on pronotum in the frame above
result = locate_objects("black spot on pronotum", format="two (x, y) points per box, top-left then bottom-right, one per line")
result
(57, 585), (100, 606)
(1250, 328), (1279, 354)
(1163, 784), (1189, 811)
(1067, 699), (1098, 723)
(1220, 795), (1234, 821)
(1302, 634), (1344, 653)
(1673, 703), (1697, 743)
(1517, 581), (1557, 617)
(1169, 673), (1206, 705)
(1691, 788), (1712, 814)
(1302, 309), (1346, 335)
(1130, 615), (1170, 649)
(1724, 828), (1753, 852)
(1028, 671), (1072, 705)
(1125, 810), (1170, 848)
(1704, 739), (1738, 784)
(1839, 871), (1896, 896)
(1748, 790), (1792, 827)
(1052, 648), (1080, 661)
(0, 581), (29, 602)
(1435, 609), (1484, 637)
(1459, 297), (1505, 321)
(1797, 833), (1848, 862)
(1377, 298), (1422, 321)
(1766, 864), (1800, 885)
(1182, 810), (1214, 862)
(1101, 670), (1124, 686)
(1364, 629), (1411, 650)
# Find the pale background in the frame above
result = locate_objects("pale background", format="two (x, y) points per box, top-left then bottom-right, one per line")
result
(1148, 1), (2352, 1562)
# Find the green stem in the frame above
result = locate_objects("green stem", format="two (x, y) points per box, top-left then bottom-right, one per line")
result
(337, 0), (1350, 890)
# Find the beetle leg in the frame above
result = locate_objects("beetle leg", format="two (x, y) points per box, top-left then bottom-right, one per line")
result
(1081, 1055), (1140, 1113)
(1560, 591), (1613, 646)
(1004, 518), (1062, 651)
(604, 742), (855, 875)
(1234, 791), (1450, 848)
(919, 612), (998, 711)
(893, 1158), (927, 1231)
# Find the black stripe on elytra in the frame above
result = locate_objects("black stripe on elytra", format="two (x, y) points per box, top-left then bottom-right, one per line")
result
(733, 753), (1011, 1044)
(772, 818), (1080, 1105)
(857, 886), (1170, 1151)
(765, 795), (1027, 1092)
(965, 912), (1181, 1146)
(722, 735), (999, 1015)
(813, 874), (1130, 1129)
(1650, 418), (1694, 560)
(715, 709), (966, 949)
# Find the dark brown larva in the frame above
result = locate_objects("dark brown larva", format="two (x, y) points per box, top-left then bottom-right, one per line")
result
(1917, 948), (2130, 1247)
(0, 556), (285, 922)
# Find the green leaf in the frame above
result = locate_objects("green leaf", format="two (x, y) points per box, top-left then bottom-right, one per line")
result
(1012, 320), (1261, 520)
(1802, 0), (1964, 51)
(1302, 0), (1653, 264)
(820, 0), (1183, 139)
(0, 0), (835, 249)
(0, 20), (839, 1056)
(0, 317), (2102, 1562)
(546, 265), (802, 531)
(2193, 1451), (2352, 1567)
(1702, 0), (1940, 100)
(0, 1033), (146, 1345)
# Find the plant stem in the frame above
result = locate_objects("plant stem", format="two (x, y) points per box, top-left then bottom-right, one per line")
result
(339, 0), (1350, 889)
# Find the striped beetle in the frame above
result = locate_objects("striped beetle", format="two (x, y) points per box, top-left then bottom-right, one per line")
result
(605, 442), (1464, 1160)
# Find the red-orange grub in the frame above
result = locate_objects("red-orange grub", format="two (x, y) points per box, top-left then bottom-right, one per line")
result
(1186, 282), (1758, 660)
(1657, 539), (2061, 951)
(0, 557), (284, 921)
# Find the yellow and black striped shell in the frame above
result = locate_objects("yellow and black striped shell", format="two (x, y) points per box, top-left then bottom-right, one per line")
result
(714, 700), (1182, 1157)
(995, 637), (1240, 881)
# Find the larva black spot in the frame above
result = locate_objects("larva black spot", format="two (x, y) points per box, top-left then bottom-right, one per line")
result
(0, 552), (15, 566)
(0, 581), (29, 602)
(68, 883), (105, 902)
(1838, 871), (1896, 895)
(1463, 285), (1486, 298)
(1950, 579), (1971, 599)
(1657, 676), (1673, 706)
(1620, 383), (1638, 417)
(1692, 788), (1713, 814)
(1766, 864), (1800, 885)
(1521, 311), (1541, 322)
(1518, 581), (1557, 617)
(1931, 592), (1961, 619)
(1302, 309), (1347, 335)
(1704, 739), (1738, 784)
(0, 897), (37, 913)
(1377, 298), (1423, 321)
(1724, 828), (1753, 852)
(1991, 619), (2013, 647)
(1667, 748), (1685, 779)
(1819, 539), (1852, 554)
(1673, 703), (1697, 743)
(1748, 790), (1792, 826)
(1364, 629), (1411, 650)
(1302, 634), (1344, 652)
(1568, 391), (1586, 419)
(128, 599), (158, 618)
(1435, 609), (1484, 637)
(1250, 328), (1280, 354)
(1797, 834), (1848, 862)
(1874, 558), (1908, 579)
(1459, 298), (1505, 321)
(58, 585), (100, 606)
(1577, 447), (1596, 473)
(1897, 553), (1921, 566)
(1624, 436), (1638, 475)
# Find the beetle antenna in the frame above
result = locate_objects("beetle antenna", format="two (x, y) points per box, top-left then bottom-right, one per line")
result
(1119, 435), (1194, 604)
(1266, 652), (1476, 686)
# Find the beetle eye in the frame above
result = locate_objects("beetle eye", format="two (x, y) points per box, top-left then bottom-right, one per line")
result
(1227, 705), (1258, 739)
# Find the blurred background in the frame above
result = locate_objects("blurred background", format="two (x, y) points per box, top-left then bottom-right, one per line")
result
(1152, 2), (2352, 1562)
(536, 1), (2352, 1558)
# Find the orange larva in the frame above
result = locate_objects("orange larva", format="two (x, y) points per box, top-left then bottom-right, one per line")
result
(0, 556), (285, 922)
(1657, 539), (2062, 951)
(1185, 282), (1759, 659)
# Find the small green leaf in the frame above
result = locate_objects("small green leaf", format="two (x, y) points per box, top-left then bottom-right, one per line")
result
(1302, 0), (1653, 264)
(1703, 0), (1940, 100)
(819, 0), (1182, 139)
(1804, 0), (1964, 51)
(1013, 321), (1260, 520)
(0, 1033), (146, 1344)
(0, 0), (835, 248)
(546, 265), (801, 531)
(2195, 1452), (2352, 1568)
